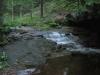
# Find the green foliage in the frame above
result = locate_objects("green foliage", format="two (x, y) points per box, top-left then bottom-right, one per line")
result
(0, 52), (9, 70)
(86, 0), (100, 5)
(4, 0), (100, 29)
(4, 0), (77, 29)
(0, 24), (10, 46)
(4, 12), (58, 29)
(65, 2), (100, 27)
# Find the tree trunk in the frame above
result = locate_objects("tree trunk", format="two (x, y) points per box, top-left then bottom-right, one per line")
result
(31, 0), (34, 18)
(12, 0), (14, 22)
(20, 6), (23, 19)
(0, 0), (5, 46)
(40, 0), (44, 17)
(80, 0), (86, 6)
(0, 0), (3, 25)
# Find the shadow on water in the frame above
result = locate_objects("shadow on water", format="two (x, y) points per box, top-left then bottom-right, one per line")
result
(41, 54), (100, 75)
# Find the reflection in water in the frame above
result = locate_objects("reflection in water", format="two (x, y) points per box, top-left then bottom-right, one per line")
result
(41, 54), (100, 75)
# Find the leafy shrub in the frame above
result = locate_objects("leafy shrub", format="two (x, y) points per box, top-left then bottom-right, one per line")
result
(0, 52), (9, 70)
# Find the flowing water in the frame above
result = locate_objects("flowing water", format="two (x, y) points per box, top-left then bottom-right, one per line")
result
(1, 27), (100, 75)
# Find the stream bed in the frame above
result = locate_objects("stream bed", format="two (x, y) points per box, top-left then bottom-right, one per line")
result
(1, 26), (100, 75)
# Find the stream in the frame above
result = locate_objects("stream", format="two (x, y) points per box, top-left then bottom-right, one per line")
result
(1, 26), (100, 75)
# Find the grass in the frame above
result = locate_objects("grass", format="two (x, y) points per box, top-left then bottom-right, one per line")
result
(4, 13), (57, 30)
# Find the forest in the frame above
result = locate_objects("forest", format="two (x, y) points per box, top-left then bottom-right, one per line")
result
(0, 0), (100, 75)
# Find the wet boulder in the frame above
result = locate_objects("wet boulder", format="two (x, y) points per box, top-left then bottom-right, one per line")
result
(54, 13), (67, 26)
(10, 26), (34, 33)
